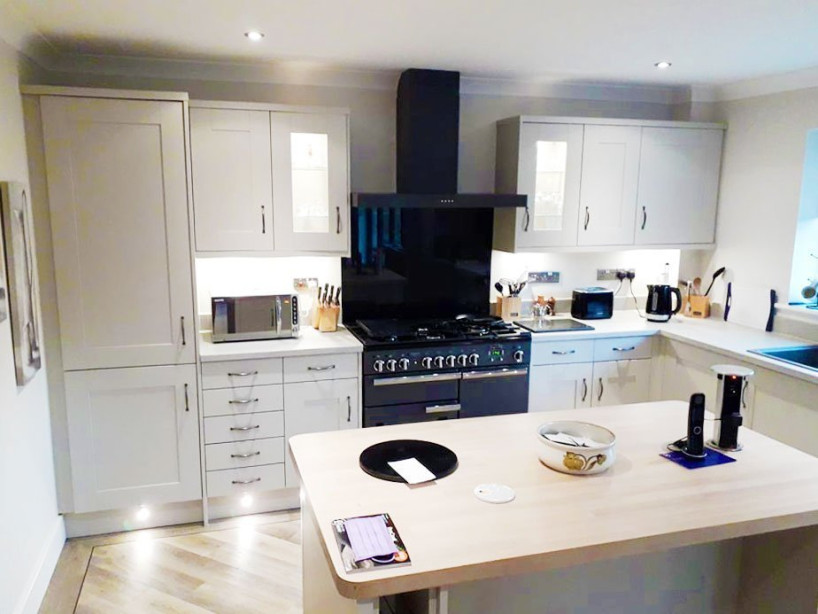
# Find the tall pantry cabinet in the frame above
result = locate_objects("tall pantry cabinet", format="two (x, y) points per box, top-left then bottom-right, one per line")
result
(31, 91), (201, 513)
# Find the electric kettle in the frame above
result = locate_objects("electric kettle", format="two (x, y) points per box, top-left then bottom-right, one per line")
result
(645, 284), (682, 322)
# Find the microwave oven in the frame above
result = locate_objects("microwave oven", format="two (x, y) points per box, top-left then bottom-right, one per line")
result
(212, 294), (299, 343)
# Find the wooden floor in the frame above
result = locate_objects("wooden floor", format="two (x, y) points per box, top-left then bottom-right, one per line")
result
(40, 511), (303, 614)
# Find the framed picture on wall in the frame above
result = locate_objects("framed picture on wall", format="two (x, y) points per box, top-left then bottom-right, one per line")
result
(0, 181), (42, 386)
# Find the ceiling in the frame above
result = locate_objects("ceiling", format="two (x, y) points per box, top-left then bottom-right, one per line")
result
(4, 0), (818, 90)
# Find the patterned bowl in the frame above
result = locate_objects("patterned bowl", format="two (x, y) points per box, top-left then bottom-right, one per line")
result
(536, 420), (617, 475)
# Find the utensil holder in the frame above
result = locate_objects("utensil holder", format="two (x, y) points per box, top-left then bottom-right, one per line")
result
(317, 305), (340, 332)
(496, 296), (522, 322)
(686, 295), (711, 319)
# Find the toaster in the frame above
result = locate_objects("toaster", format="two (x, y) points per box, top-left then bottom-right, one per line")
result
(571, 287), (614, 320)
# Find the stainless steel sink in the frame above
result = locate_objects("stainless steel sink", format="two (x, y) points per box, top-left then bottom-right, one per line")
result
(749, 345), (818, 371)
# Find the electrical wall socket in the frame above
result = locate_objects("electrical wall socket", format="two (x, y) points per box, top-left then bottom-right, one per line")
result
(597, 269), (619, 281)
(528, 271), (560, 283)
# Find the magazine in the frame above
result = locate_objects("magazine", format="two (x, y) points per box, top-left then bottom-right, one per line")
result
(331, 513), (411, 573)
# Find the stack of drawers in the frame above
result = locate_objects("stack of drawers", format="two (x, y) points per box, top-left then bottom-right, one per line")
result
(201, 358), (286, 498)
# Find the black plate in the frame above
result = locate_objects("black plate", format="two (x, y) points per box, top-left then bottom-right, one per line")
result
(359, 439), (458, 482)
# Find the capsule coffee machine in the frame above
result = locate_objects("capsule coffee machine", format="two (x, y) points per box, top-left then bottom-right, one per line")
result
(709, 364), (754, 451)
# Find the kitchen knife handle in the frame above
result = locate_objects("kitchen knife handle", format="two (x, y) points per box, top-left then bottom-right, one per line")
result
(581, 378), (588, 402)
(584, 207), (590, 231)
(523, 206), (530, 232)
(597, 378), (604, 402)
(641, 206), (647, 230)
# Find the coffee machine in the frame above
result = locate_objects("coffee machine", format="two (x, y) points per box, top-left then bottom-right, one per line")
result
(709, 364), (754, 451)
(645, 285), (682, 322)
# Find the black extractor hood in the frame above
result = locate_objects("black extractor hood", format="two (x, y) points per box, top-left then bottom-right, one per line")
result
(352, 69), (526, 209)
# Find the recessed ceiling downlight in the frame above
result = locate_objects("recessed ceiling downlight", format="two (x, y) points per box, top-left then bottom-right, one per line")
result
(654, 61), (672, 69)
(245, 31), (265, 42)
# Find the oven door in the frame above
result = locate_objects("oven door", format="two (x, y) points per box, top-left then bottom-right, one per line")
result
(364, 372), (460, 407)
(364, 402), (460, 427)
(459, 367), (529, 419)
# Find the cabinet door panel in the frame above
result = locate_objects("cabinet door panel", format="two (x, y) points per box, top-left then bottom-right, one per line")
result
(41, 96), (195, 369)
(529, 363), (593, 412)
(271, 112), (349, 253)
(190, 108), (274, 251)
(516, 123), (583, 248)
(636, 128), (723, 245)
(284, 378), (359, 485)
(592, 359), (652, 406)
(65, 365), (201, 513)
(748, 369), (816, 457)
(578, 125), (641, 246)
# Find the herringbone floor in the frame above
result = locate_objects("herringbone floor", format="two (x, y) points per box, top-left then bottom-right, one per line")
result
(40, 511), (302, 614)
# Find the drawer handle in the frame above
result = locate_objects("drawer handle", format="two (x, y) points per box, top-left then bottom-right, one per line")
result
(228, 398), (259, 405)
(581, 378), (588, 403)
(230, 425), (260, 432)
(426, 403), (461, 414)
(612, 346), (636, 352)
(598, 378), (604, 402)
(346, 395), (352, 423)
(231, 477), (262, 485)
(307, 365), (336, 371)
(228, 371), (258, 377)
(552, 350), (576, 355)
(231, 451), (261, 459)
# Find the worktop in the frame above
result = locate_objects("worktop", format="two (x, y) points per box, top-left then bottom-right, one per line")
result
(535, 311), (818, 384)
(198, 325), (363, 361)
(291, 401), (818, 612)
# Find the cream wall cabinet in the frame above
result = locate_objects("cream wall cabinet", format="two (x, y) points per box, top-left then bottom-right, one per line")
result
(189, 103), (350, 255)
(64, 365), (201, 513)
(40, 95), (196, 370)
(493, 117), (725, 252)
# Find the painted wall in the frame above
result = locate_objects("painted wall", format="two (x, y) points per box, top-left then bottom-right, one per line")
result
(0, 40), (63, 614)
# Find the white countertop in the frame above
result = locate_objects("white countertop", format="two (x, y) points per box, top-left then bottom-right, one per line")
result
(530, 311), (818, 384)
(198, 325), (362, 362)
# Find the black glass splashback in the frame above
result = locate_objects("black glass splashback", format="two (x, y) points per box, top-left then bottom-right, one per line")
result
(341, 206), (493, 321)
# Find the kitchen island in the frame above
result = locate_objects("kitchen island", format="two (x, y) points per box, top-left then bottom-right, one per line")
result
(290, 401), (818, 613)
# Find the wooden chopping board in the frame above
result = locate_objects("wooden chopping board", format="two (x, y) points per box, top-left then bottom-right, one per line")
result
(727, 283), (775, 331)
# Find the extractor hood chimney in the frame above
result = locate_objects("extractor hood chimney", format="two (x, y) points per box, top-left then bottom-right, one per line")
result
(352, 69), (526, 209)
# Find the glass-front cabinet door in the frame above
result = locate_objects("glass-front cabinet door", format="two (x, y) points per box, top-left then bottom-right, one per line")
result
(516, 122), (584, 248)
(270, 112), (349, 253)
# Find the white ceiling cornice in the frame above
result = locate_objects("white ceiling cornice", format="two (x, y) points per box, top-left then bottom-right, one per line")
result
(714, 65), (818, 101)
(0, 1), (58, 67)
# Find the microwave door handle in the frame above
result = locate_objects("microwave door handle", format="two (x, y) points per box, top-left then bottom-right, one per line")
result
(275, 297), (282, 336)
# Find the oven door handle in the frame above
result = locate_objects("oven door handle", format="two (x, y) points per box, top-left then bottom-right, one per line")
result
(461, 368), (528, 380)
(372, 372), (462, 386)
(426, 403), (461, 414)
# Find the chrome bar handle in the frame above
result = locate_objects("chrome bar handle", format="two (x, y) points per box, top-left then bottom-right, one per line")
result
(523, 206), (530, 232)
(228, 371), (258, 377)
(426, 403), (461, 414)
(741, 380), (749, 409)
(307, 365), (336, 371)
(184, 383), (189, 412)
(346, 395), (351, 423)
(230, 425), (260, 432)
(231, 477), (261, 485)
(461, 368), (528, 380)
(275, 296), (282, 335)
(262, 205), (266, 234)
(231, 451), (261, 459)
(336, 206), (341, 234)
(584, 206), (590, 230)
(641, 206), (647, 230)
(181, 316), (186, 346)
(581, 378), (588, 403)
(597, 378), (604, 402)
(552, 350), (576, 355)
(612, 346), (636, 352)
(228, 398), (259, 405)
(373, 372), (461, 386)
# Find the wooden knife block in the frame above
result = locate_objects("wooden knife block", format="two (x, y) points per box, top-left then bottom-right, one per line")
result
(686, 295), (711, 319)
(494, 296), (522, 321)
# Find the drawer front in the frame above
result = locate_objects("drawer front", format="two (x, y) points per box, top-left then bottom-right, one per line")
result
(201, 358), (283, 390)
(204, 411), (284, 444)
(205, 437), (285, 471)
(283, 353), (358, 383)
(531, 340), (594, 365)
(593, 336), (653, 362)
(203, 385), (283, 417)
(206, 464), (285, 498)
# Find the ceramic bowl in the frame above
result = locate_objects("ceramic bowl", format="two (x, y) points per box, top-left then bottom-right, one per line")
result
(536, 420), (616, 475)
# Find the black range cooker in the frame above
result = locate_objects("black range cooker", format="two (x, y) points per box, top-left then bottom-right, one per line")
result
(347, 317), (531, 427)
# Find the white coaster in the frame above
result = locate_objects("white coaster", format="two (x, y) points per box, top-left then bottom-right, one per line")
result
(473, 483), (516, 504)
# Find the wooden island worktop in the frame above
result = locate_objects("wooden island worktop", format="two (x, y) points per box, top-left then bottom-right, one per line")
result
(289, 401), (818, 613)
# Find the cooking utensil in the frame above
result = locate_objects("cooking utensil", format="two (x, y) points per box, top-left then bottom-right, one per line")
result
(514, 281), (526, 296)
(494, 282), (505, 296)
(724, 282), (732, 321)
(765, 289), (777, 332)
(334, 286), (342, 306)
(704, 267), (726, 297)
(692, 277), (702, 296)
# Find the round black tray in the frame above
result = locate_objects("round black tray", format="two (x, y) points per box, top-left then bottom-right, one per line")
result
(359, 439), (458, 483)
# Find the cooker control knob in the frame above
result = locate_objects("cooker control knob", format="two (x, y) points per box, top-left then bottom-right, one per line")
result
(373, 359), (385, 373)
(513, 350), (525, 363)
(468, 353), (480, 366)
(433, 356), (445, 369)
(445, 355), (457, 368)
(421, 357), (433, 369)
(386, 359), (397, 372)
(457, 354), (468, 367)
(398, 358), (410, 371)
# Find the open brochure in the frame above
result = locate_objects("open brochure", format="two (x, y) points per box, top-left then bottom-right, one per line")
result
(331, 513), (411, 573)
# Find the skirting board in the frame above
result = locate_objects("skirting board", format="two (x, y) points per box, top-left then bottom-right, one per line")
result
(13, 516), (65, 614)
(64, 488), (300, 537)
